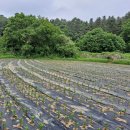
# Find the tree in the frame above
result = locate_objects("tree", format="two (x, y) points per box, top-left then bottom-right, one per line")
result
(89, 18), (94, 30)
(3, 13), (37, 54)
(51, 17), (89, 41)
(0, 15), (8, 36)
(94, 17), (102, 28)
(77, 28), (125, 52)
(55, 35), (78, 57)
(50, 18), (68, 35)
(101, 16), (107, 30)
(121, 19), (130, 52)
(3, 13), (78, 57)
(124, 12), (130, 20)
(115, 17), (122, 35)
(105, 16), (117, 34)
(67, 17), (88, 41)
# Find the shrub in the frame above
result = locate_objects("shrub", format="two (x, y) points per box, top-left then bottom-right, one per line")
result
(57, 42), (78, 57)
(0, 37), (6, 53)
(3, 13), (78, 57)
(55, 35), (79, 57)
(77, 28), (126, 52)
(21, 44), (33, 57)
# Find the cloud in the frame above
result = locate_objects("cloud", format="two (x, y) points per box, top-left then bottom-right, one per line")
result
(0, 0), (130, 20)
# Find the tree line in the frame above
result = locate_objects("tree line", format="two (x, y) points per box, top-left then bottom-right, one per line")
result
(0, 12), (130, 57)
(50, 12), (130, 41)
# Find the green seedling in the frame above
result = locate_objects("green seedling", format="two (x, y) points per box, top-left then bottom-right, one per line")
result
(23, 108), (28, 116)
(89, 115), (93, 126)
(12, 110), (17, 119)
(19, 118), (23, 127)
(74, 122), (79, 130)
(0, 112), (3, 120)
(38, 123), (45, 130)
(31, 115), (35, 123)
(69, 112), (74, 120)
(2, 121), (7, 130)
(25, 125), (29, 130)
(82, 120), (87, 129)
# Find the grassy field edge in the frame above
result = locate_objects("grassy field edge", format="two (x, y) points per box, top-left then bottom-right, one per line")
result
(0, 53), (130, 65)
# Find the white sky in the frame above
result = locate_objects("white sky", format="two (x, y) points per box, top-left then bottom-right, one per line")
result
(0, 0), (130, 20)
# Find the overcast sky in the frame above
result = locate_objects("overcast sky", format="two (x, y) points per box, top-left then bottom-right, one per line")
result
(0, 0), (130, 20)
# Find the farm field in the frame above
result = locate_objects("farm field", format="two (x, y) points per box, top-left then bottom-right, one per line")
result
(0, 59), (130, 130)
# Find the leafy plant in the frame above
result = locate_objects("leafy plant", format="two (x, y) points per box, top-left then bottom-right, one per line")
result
(38, 122), (45, 130)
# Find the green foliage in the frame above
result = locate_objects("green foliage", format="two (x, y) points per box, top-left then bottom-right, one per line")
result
(77, 28), (126, 52)
(53, 35), (79, 57)
(50, 18), (68, 35)
(51, 12), (130, 41)
(121, 19), (130, 43)
(21, 44), (33, 57)
(3, 13), (37, 54)
(67, 18), (88, 41)
(51, 17), (89, 41)
(105, 16), (117, 34)
(3, 13), (78, 57)
(1, 12), (130, 57)
(0, 37), (6, 53)
(0, 15), (8, 36)
(125, 43), (130, 52)
(121, 19), (130, 52)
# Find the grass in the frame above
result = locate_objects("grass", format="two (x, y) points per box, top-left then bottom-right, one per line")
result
(36, 52), (130, 65)
(37, 56), (130, 65)
(0, 53), (17, 59)
(113, 59), (130, 65)
(0, 52), (130, 65)
(77, 52), (130, 65)
(122, 53), (130, 59)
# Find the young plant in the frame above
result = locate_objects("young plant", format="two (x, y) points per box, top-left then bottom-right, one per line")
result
(19, 118), (23, 127)
(0, 112), (3, 120)
(89, 115), (93, 126)
(25, 125), (29, 130)
(12, 110), (18, 119)
(74, 122), (79, 130)
(38, 122), (45, 130)
(56, 110), (61, 119)
(2, 121), (8, 130)
(64, 104), (67, 114)
(31, 115), (35, 124)
(103, 122), (109, 130)
(23, 108), (28, 117)
(82, 119), (87, 129)
(69, 111), (75, 120)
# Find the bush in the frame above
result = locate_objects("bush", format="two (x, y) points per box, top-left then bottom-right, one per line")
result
(77, 28), (126, 52)
(0, 37), (6, 53)
(126, 43), (130, 52)
(21, 44), (33, 57)
(57, 42), (78, 57)
(121, 19), (130, 44)
(3, 13), (78, 57)
(54, 35), (79, 57)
